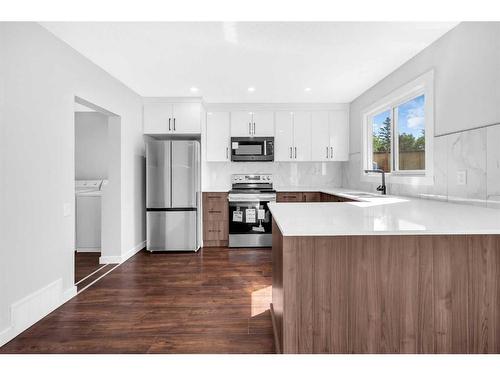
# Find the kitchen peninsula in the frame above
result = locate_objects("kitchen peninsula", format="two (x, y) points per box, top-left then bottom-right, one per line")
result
(269, 190), (500, 354)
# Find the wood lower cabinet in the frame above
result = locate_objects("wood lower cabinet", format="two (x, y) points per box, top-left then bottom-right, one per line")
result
(272, 223), (500, 354)
(277, 191), (353, 203)
(302, 192), (321, 202)
(276, 192), (304, 202)
(202, 192), (228, 247)
(320, 192), (356, 202)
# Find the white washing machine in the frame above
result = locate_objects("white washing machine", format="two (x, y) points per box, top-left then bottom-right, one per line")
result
(75, 180), (106, 252)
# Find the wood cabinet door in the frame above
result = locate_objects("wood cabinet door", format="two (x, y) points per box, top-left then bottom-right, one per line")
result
(143, 102), (172, 134)
(329, 110), (349, 161)
(172, 102), (201, 133)
(303, 192), (321, 202)
(292, 112), (312, 161)
(277, 192), (304, 202)
(206, 112), (230, 162)
(230, 111), (253, 136)
(274, 111), (293, 161)
(311, 111), (330, 161)
(202, 192), (229, 246)
(252, 111), (275, 136)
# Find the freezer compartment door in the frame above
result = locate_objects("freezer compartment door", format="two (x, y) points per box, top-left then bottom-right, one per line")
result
(146, 139), (171, 208)
(171, 141), (199, 208)
(147, 210), (198, 251)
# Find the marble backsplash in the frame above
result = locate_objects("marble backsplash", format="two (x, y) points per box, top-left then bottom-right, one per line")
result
(342, 124), (500, 208)
(202, 161), (343, 191)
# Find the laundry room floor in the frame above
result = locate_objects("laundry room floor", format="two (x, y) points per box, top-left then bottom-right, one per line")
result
(0, 248), (275, 354)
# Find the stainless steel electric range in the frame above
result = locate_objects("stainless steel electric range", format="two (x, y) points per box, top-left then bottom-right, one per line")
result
(227, 174), (276, 248)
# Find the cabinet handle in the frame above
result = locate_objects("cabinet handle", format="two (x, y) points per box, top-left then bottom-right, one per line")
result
(326, 146), (329, 159)
(208, 229), (221, 233)
(294, 146), (297, 159)
(169, 118), (171, 131)
(253, 122), (256, 135)
(207, 196), (221, 199)
(173, 118), (176, 131)
(249, 122), (252, 135)
(226, 147), (229, 159)
(289, 147), (292, 159)
(208, 210), (222, 214)
(330, 146), (333, 159)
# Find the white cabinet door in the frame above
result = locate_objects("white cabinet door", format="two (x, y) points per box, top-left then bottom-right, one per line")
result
(292, 111), (312, 161)
(206, 112), (230, 162)
(143, 102), (172, 134)
(311, 111), (331, 161)
(329, 110), (349, 161)
(274, 112), (293, 161)
(172, 102), (201, 134)
(230, 111), (253, 136)
(252, 111), (275, 136)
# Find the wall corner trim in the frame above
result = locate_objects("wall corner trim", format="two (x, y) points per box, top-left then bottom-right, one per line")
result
(99, 240), (146, 265)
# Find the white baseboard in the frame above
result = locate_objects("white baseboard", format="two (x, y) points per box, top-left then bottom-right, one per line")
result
(99, 240), (145, 265)
(76, 247), (101, 253)
(0, 279), (77, 347)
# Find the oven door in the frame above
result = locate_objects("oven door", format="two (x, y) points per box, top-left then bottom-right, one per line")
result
(231, 137), (274, 162)
(228, 199), (273, 247)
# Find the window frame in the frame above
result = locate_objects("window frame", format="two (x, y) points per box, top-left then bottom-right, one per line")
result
(362, 70), (434, 186)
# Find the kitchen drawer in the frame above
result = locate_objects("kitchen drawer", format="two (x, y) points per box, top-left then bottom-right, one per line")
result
(302, 192), (321, 202)
(276, 192), (304, 202)
(203, 193), (228, 220)
(203, 221), (228, 241)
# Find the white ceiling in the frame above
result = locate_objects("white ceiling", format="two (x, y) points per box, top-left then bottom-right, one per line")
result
(41, 22), (458, 103)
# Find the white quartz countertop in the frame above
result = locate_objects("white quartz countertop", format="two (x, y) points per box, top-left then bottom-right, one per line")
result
(268, 188), (500, 236)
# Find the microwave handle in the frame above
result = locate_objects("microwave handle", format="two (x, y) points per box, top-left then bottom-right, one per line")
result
(264, 140), (267, 156)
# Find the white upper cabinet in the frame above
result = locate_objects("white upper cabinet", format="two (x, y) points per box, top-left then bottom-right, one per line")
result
(206, 112), (230, 162)
(143, 102), (201, 134)
(143, 102), (171, 134)
(172, 103), (202, 133)
(274, 112), (294, 161)
(311, 111), (330, 161)
(310, 109), (349, 161)
(230, 110), (275, 137)
(292, 112), (312, 161)
(251, 111), (275, 136)
(230, 111), (253, 136)
(274, 111), (311, 161)
(329, 110), (349, 161)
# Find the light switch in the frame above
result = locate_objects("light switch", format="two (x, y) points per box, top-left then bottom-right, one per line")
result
(457, 170), (467, 185)
(63, 203), (71, 217)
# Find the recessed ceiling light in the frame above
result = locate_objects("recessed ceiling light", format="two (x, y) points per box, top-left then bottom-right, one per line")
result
(190, 87), (199, 92)
(304, 87), (312, 92)
(247, 87), (255, 92)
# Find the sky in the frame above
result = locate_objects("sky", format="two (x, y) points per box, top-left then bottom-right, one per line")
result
(372, 94), (425, 138)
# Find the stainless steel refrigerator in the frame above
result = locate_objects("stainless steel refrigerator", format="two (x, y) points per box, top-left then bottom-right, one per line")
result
(146, 138), (200, 252)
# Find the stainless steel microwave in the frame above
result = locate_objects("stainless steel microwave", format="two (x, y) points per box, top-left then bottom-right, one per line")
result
(231, 137), (274, 162)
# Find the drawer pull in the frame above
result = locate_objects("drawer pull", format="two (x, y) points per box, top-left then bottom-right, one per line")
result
(208, 210), (222, 214)
(208, 229), (221, 233)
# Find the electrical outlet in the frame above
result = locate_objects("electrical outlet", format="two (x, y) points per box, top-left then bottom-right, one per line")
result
(63, 203), (71, 217)
(457, 170), (467, 185)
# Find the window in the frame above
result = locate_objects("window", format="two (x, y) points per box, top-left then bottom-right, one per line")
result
(363, 71), (433, 184)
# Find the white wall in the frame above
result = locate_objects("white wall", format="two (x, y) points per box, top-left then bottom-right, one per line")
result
(75, 111), (109, 180)
(343, 22), (500, 206)
(0, 22), (145, 341)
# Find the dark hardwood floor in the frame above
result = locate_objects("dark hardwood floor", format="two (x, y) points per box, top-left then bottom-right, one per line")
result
(75, 252), (102, 283)
(0, 247), (274, 354)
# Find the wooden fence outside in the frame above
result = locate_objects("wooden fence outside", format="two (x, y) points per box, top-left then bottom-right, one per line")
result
(373, 150), (425, 171)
